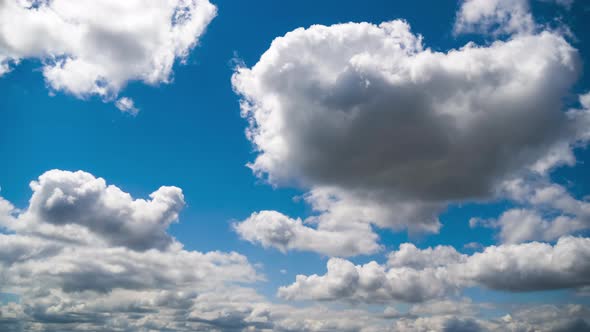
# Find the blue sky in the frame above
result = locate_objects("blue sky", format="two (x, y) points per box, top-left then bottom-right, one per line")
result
(1, 0), (590, 331)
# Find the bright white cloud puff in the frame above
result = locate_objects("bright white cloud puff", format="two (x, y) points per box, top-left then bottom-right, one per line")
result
(0, 0), (217, 109)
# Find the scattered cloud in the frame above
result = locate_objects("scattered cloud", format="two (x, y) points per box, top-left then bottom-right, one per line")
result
(0, 0), (217, 107)
(115, 97), (139, 115)
(278, 237), (590, 303)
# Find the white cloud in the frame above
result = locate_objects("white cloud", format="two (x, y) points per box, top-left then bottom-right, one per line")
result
(0, 171), (589, 332)
(470, 159), (590, 243)
(454, 0), (535, 35)
(471, 208), (587, 244)
(393, 304), (590, 332)
(455, 0), (576, 36)
(2, 169), (185, 251)
(278, 257), (461, 303)
(278, 237), (590, 303)
(0, 169), (420, 331)
(232, 18), (586, 256)
(115, 97), (139, 115)
(234, 210), (381, 257)
(0, 170), (268, 330)
(0, 0), (216, 108)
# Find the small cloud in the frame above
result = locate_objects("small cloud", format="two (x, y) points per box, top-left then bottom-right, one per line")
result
(115, 97), (139, 116)
(280, 269), (287, 275)
(463, 242), (483, 250)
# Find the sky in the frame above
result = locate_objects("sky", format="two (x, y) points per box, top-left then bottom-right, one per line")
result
(0, 0), (590, 331)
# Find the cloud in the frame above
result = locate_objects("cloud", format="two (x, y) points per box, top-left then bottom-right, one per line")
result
(232, 18), (586, 256)
(278, 257), (461, 303)
(2, 170), (185, 251)
(115, 97), (139, 115)
(0, 0), (216, 107)
(454, 0), (535, 35)
(0, 173), (589, 330)
(0, 170), (286, 331)
(393, 304), (590, 332)
(454, 0), (575, 36)
(471, 155), (590, 243)
(278, 237), (590, 303)
(234, 210), (381, 257)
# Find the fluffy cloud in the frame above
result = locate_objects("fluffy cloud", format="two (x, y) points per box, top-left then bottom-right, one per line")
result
(454, 0), (575, 36)
(0, 0), (216, 107)
(454, 0), (535, 35)
(393, 304), (590, 332)
(0, 171), (588, 332)
(471, 163), (590, 243)
(0, 170), (268, 331)
(232, 18), (586, 256)
(0, 170), (429, 331)
(115, 97), (139, 115)
(278, 257), (461, 303)
(234, 210), (381, 257)
(2, 170), (185, 251)
(278, 237), (590, 303)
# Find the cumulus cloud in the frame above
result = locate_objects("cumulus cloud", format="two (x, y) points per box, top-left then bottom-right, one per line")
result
(471, 158), (590, 243)
(234, 210), (381, 257)
(0, 0), (216, 107)
(278, 237), (590, 303)
(454, 0), (535, 35)
(1, 170), (185, 251)
(232, 18), (587, 256)
(393, 304), (590, 332)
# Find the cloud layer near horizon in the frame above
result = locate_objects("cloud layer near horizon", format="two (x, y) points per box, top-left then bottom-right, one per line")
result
(1, 171), (589, 331)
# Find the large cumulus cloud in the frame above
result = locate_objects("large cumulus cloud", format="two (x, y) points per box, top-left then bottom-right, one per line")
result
(0, 0), (217, 110)
(232, 18), (588, 256)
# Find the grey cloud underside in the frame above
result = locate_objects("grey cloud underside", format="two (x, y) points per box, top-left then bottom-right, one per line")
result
(233, 22), (581, 202)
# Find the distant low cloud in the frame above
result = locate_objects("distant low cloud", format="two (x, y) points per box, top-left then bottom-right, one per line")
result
(0, 0), (217, 110)
(279, 237), (590, 303)
(0, 170), (267, 330)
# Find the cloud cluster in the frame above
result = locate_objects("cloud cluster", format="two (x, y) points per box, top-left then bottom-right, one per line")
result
(234, 210), (381, 257)
(232, 18), (587, 256)
(2, 169), (185, 251)
(278, 237), (590, 303)
(470, 156), (590, 244)
(0, 0), (217, 109)
(0, 170), (269, 331)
